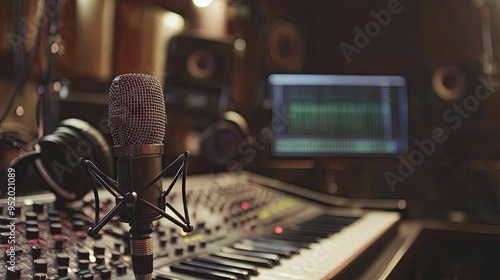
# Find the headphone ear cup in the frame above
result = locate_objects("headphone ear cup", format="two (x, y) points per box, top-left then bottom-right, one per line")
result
(199, 111), (249, 168)
(59, 118), (114, 177)
(36, 128), (89, 201)
(200, 120), (241, 167)
(34, 119), (112, 202)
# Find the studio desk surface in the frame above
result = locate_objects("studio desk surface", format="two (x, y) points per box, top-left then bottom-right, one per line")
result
(2, 171), (466, 280)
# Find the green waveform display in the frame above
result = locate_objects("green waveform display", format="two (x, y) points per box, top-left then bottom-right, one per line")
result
(274, 139), (397, 154)
(286, 102), (385, 137)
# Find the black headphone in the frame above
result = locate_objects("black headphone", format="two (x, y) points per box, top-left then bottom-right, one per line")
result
(199, 111), (249, 168)
(10, 118), (113, 202)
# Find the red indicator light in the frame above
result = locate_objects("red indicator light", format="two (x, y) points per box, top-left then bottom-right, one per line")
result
(241, 201), (249, 210)
(274, 226), (283, 234)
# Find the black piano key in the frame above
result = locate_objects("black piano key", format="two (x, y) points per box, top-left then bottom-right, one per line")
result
(297, 223), (344, 233)
(283, 229), (331, 238)
(193, 256), (259, 276)
(253, 238), (310, 249)
(221, 247), (280, 265)
(308, 215), (358, 225)
(211, 252), (274, 268)
(295, 223), (343, 232)
(231, 243), (293, 258)
(180, 260), (250, 280)
(170, 264), (238, 280)
(241, 239), (300, 254)
(269, 232), (321, 243)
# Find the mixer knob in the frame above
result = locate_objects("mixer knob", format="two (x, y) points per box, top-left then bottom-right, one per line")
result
(159, 237), (168, 248)
(93, 244), (105, 255)
(111, 251), (121, 261)
(170, 236), (178, 244)
(33, 273), (46, 280)
(78, 259), (90, 270)
(100, 268), (112, 279)
(174, 247), (184, 256)
(77, 249), (90, 259)
(10, 247), (23, 258)
(72, 220), (85, 231)
(95, 255), (106, 265)
(116, 264), (127, 275)
(50, 223), (62, 235)
(55, 238), (65, 250)
(3, 246), (23, 262)
(25, 220), (38, 229)
(1, 232), (10, 244)
(26, 228), (39, 240)
(6, 266), (21, 279)
(33, 259), (48, 273)
(57, 266), (68, 277)
(31, 245), (41, 258)
(25, 212), (38, 221)
(56, 253), (70, 266)
(32, 202), (45, 213)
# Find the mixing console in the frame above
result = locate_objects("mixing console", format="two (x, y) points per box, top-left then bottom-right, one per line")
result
(0, 172), (400, 280)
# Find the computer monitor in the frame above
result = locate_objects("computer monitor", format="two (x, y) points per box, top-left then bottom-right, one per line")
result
(269, 74), (408, 157)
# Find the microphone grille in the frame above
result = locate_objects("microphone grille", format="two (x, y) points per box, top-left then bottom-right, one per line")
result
(109, 73), (166, 146)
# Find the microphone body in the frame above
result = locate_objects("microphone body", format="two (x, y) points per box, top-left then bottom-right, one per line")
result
(115, 146), (164, 224)
(108, 73), (167, 280)
(115, 146), (163, 280)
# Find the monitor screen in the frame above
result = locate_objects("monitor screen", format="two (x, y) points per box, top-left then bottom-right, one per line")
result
(269, 74), (408, 156)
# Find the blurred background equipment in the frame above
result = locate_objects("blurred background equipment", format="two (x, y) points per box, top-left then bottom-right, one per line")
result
(164, 32), (234, 127)
(0, 0), (42, 169)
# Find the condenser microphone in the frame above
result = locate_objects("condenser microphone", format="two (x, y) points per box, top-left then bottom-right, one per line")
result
(79, 73), (192, 280)
(108, 73), (166, 280)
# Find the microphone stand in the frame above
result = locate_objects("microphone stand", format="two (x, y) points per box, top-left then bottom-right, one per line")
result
(78, 151), (193, 280)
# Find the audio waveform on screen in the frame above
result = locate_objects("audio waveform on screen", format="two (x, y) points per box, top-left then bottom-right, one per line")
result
(286, 102), (385, 137)
(274, 139), (397, 154)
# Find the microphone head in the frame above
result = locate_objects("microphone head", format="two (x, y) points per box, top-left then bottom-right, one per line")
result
(109, 73), (166, 146)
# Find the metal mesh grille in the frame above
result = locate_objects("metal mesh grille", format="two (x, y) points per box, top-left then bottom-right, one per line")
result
(109, 73), (166, 146)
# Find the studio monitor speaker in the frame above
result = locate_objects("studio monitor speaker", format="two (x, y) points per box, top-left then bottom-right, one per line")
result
(428, 61), (480, 103)
(260, 21), (304, 73)
(165, 33), (234, 125)
(166, 33), (233, 91)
